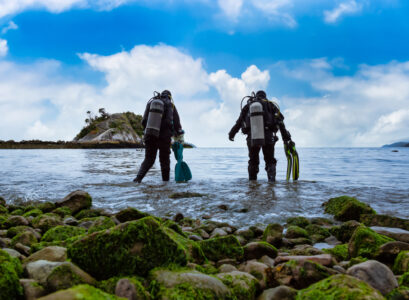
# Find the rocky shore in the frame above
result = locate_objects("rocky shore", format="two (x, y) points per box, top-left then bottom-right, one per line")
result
(1, 192), (409, 299)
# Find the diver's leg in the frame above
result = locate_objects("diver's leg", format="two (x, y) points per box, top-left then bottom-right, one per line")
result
(247, 140), (260, 181)
(263, 144), (277, 182)
(158, 136), (171, 181)
(134, 136), (159, 182)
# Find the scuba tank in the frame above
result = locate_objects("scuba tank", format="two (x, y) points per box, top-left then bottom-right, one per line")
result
(249, 100), (265, 146)
(145, 92), (165, 137)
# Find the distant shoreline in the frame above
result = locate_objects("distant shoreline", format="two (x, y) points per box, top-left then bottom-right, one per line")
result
(0, 140), (144, 149)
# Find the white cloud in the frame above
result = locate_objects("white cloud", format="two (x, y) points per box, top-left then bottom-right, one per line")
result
(0, 39), (8, 56)
(217, 0), (243, 20)
(251, 0), (296, 27)
(324, 0), (363, 23)
(1, 21), (18, 34)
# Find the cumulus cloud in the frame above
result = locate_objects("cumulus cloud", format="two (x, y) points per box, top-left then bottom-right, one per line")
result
(251, 0), (296, 27)
(217, 0), (243, 20)
(0, 38), (7, 56)
(1, 21), (18, 34)
(324, 0), (362, 23)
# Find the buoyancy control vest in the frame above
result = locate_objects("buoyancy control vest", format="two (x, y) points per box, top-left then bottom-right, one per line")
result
(249, 101), (265, 146)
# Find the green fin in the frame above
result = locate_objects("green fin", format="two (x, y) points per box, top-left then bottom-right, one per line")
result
(284, 144), (292, 181)
(291, 146), (299, 181)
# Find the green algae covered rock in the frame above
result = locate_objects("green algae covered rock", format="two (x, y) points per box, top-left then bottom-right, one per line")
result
(323, 244), (349, 262)
(32, 213), (63, 232)
(296, 274), (384, 300)
(23, 208), (43, 218)
(42, 225), (86, 242)
(36, 202), (56, 213)
(51, 207), (72, 218)
(361, 214), (409, 231)
(46, 262), (96, 292)
(97, 276), (146, 295)
(399, 271), (409, 287)
(149, 269), (232, 300)
(305, 224), (330, 239)
(393, 251), (409, 274)
(348, 225), (394, 258)
(387, 287), (409, 300)
(74, 208), (102, 220)
(0, 249), (23, 300)
(115, 207), (149, 223)
(68, 217), (197, 279)
(216, 271), (259, 300)
(0, 205), (7, 214)
(329, 220), (361, 243)
(11, 230), (38, 247)
(198, 235), (243, 262)
(323, 196), (376, 221)
(57, 190), (92, 215)
(285, 226), (309, 239)
(37, 284), (123, 300)
(262, 223), (283, 246)
(287, 216), (310, 228)
(87, 216), (116, 234)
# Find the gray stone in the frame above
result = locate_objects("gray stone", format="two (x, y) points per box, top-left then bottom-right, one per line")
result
(376, 241), (409, 264)
(20, 279), (47, 300)
(324, 235), (342, 245)
(371, 226), (409, 243)
(244, 242), (278, 260)
(217, 258), (238, 267)
(26, 260), (63, 285)
(5, 215), (29, 227)
(275, 254), (334, 267)
(257, 285), (297, 300)
(333, 265), (346, 274)
(188, 234), (203, 241)
(197, 229), (209, 239)
(63, 217), (78, 226)
(2, 247), (25, 260)
(346, 260), (398, 295)
(259, 255), (275, 267)
(15, 242), (31, 256)
(57, 190), (92, 214)
(210, 228), (228, 238)
(219, 264), (238, 273)
(216, 271), (259, 299)
(239, 260), (270, 290)
(0, 229), (7, 237)
(24, 246), (67, 265)
(46, 262), (96, 291)
(236, 228), (255, 240)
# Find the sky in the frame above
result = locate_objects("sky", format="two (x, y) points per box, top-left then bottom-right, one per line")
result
(0, 0), (409, 147)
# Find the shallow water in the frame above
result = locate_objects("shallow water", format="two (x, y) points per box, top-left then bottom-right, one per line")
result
(1, 147), (408, 226)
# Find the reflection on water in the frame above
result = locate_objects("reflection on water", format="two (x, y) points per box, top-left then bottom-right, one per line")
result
(1, 147), (409, 226)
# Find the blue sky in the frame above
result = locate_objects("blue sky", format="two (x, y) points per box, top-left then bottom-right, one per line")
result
(0, 0), (409, 147)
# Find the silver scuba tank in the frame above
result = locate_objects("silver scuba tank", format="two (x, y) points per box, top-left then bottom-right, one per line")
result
(249, 101), (265, 146)
(145, 99), (164, 137)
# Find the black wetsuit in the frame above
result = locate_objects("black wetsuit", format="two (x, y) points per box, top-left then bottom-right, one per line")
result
(135, 96), (182, 182)
(229, 98), (291, 181)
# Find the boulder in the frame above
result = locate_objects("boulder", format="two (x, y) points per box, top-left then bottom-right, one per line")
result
(285, 226), (309, 239)
(198, 235), (243, 262)
(68, 217), (204, 279)
(296, 274), (384, 299)
(361, 214), (409, 231)
(323, 244), (349, 262)
(262, 223), (283, 247)
(26, 260), (63, 285)
(7, 225), (41, 239)
(219, 264), (238, 273)
(257, 285), (297, 300)
(11, 230), (38, 247)
(286, 217), (310, 228)
(51, 207), (72, 218)
(74, 208), (103, 220)
(393, 251), (409, 274)
(348, 225), (394, 258)
(346, 260), (398, 295)
(236, 228), (255, 240)
(210, 228), (228, 238)
(217, 271), (259, 300)
(57, 190), (92, 214)
(24, 246), (67, 265)
(290, 244), (324, 256)
(2, 247), (25, 260)
(149, 269), (231, 299)
(32, 214), (62, 232)
(20, 279), (47, 300)
(371, 226), (409, 243)
(323, 196), (375, 221)
(275, 254), (334, 267)
(87, 216), (116, 234)
(0, 249), (23, 300)
(4, 215), (29, 228)
(23, 208), (43, 218)
(239, 261), (272, 290)
(37, 284), (123, 300)
(46, 262), (96, 291)
(329, 220), (361, 243)
(244, 242), (278, 260)
(36, 202), (56, 213)
(115, 278), (150, 300)
(305, 224), (331, 242)
(273, 259), (336, 289)
(115, 207), (149, 223)
(41, 225), (86, 242)
(375, 241), (409, 264)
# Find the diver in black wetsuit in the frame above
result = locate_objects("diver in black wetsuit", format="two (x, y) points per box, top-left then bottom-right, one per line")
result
(133, 90), (183, 183)
(228, 90), (294, 182)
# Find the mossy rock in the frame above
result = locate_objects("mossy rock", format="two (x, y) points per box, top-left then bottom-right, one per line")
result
(262, 223), (283, 246)
(46, 262), (96, 292)
(57, 190), (92, 215)
(68, 217), (197, 279)
(51, 207), (72, 218)
(11, 230), (38, 247)
(162, 219), (185, 236)
(348, 225), (394, 258)
(329, 220), (361, 243)
(149, 269), (232, 299)
(115, 207), (150, 223)
(31, 235), (85, 253)
(169, 192), (206, 199)
(37, 284), (123, 300)
(393, 251), (409, 274)
(0, 205), (8, 215)
(285, 226), (309, 239)
(42, 225), (86, 242)
(286, 216), (310, 228)
(361, 214), (409, 231)
(10, 208), (24, 216)
(0, 196), (5, 206)
(398, 271), (409, 287)
(323, 196), (376, 221)
(97, 276), (149, 299)
(7, 225), (34, 238)
(387, 287), (409, 300)
(36, 202), (56, 213)
(323, 244), (349, 262)
(87, 216), (116, 234)
(0, 249), (23, 300)
(74, 208), (103, 220)
(296, 274), (384, 299)
(23, 208), (43, 218)
(32, 213), (63, 232)
(198, 235), (244, 262)
(217, 271), (259, 300)
(347, 257), (368, 268)
(305, 225), (330, 239)
(311, 217), (334, 226)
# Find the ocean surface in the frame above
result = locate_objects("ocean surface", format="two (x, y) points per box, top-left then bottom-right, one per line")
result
(1, 147), (408, 227)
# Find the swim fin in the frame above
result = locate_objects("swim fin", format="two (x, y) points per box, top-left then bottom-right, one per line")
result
(172, 141), (192, 182)
(284, 141), (299, 181)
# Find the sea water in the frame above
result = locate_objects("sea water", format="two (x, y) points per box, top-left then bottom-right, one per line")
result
(1, 147), (408, 226)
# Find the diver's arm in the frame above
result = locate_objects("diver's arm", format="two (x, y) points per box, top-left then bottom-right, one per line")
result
(275, 109), (292, 143)
(173, 106), (183, 135)
(228, 107), (246, 141)
(141, 102), (150, 129)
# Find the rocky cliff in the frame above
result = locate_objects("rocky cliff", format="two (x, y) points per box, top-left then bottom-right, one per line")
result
(74, 111), (144, 144)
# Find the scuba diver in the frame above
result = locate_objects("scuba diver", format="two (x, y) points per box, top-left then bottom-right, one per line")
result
(133, 90), (183, 183)
(228, 90), (299, 182)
